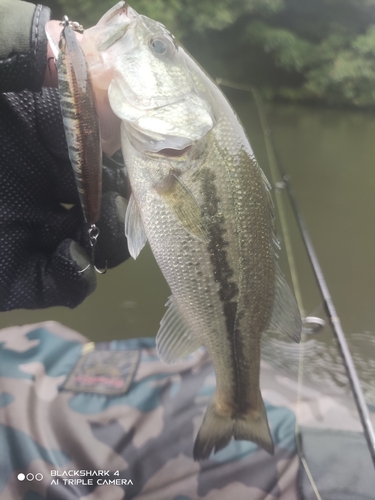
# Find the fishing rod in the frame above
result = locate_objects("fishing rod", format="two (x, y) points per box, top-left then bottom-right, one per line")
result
(216, 77), (375, 468)
(241, 83), (375, 469)
(270, 140), (375, 470)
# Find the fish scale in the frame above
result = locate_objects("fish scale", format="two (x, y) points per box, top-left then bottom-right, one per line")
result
(81, 1), (302, 460)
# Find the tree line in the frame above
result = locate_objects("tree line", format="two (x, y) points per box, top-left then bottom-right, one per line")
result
(49, 0), (375, 107)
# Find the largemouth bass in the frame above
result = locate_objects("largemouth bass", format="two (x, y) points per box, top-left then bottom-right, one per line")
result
(82, 2), (302, 460)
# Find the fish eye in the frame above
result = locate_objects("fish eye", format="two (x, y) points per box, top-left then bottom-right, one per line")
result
(150, 37), (167, 55)
(149, 36), (174, 57)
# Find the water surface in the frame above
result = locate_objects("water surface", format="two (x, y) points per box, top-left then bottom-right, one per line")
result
(1, 99), (374, 406)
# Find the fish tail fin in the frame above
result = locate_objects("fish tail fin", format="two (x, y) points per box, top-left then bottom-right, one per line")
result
(193, 396), (274, 461)
(232, 401), (274, 454)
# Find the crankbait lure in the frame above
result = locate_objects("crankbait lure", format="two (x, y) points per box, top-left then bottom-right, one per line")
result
(57, 16), (106, 273)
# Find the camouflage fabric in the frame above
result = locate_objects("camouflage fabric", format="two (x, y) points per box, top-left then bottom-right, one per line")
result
(0, 322), (299, 500)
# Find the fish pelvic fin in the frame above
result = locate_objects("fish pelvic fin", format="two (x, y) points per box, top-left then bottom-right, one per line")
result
(193, 395), (274, 461)
(156, 295), (201, 363)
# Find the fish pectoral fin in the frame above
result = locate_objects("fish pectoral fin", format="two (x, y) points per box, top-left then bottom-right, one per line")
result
(266, 264), (302, 343)
(125, 194), (148, 259)
(155, 174), (208, 243)
(156, 295), (201, 363)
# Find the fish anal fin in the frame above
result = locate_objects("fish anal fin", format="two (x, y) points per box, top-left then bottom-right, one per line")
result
(155, 174), (208, 243)
(124, 194), (148, 259)
(156, 296), (201, 363)
(266, 265), (302, 343)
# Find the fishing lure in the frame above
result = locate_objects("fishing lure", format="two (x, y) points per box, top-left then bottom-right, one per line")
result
(57, 16), (106, 273)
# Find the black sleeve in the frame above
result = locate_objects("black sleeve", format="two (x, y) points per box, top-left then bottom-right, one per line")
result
(0, 87), (130, 311)
(0, 0), (51, 92)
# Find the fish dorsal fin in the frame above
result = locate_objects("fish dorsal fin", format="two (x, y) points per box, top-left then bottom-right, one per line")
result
(266, 264), (302, 343)
(125, 194), (148, 259)
(155, 174), (208, 242)
(156, 296), (201, 363)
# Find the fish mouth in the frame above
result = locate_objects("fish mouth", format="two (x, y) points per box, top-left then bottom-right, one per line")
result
(122, 119), (197, 155)
(155, 146), (192, 158)
(109, 72), (214, 154)
(96, 1), (138, 27)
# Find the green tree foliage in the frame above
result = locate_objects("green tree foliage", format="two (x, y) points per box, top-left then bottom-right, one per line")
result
(49, 0), (283, 36)
(244, 10), (375, 106)
(48, 0), (375, 107)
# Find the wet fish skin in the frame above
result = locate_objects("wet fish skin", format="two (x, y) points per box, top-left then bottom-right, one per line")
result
(84, 2), (302, 459)
(57, 24), (102, 225)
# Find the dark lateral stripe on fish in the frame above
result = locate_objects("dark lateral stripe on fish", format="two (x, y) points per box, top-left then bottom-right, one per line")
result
(200, 167), (248, 412)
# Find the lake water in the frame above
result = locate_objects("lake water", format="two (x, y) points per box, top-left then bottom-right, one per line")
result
(1, 97), (374, 411)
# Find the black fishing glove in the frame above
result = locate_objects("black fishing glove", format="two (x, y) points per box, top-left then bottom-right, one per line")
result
(0, 87), (130, 311)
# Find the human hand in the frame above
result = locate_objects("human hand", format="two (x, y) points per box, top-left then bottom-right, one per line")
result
(0, 86), (129, 311)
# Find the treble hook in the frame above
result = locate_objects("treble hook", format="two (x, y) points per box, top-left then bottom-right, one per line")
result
(79, 224), (108, 274)
(61, 15), (69, 27)
(60, 15), (84, 32)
